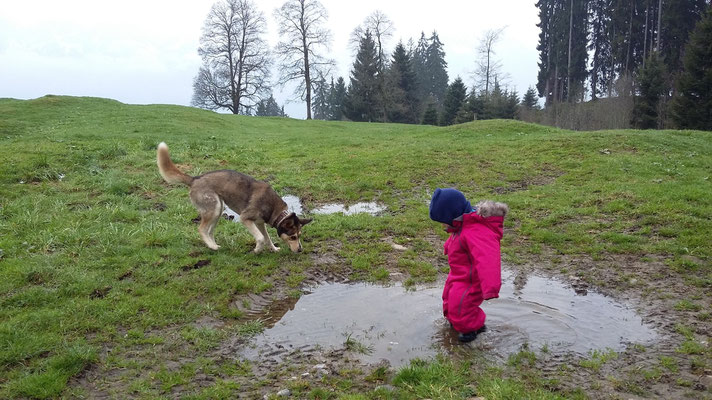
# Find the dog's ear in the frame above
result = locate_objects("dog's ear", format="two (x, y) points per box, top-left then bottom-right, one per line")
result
(280, 213), (297, 228)
(299, 217), (313, 226)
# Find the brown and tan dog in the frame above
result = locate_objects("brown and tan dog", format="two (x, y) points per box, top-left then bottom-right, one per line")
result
(157, 142), (311, 253)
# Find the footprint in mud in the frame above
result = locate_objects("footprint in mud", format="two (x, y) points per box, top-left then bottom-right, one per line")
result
(234, 269), (657, 367)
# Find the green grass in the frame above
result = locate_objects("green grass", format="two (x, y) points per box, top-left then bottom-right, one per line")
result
(1, 95), (711, 398)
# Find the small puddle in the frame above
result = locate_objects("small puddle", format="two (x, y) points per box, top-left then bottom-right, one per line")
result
(311, 202), (386, 216)
(239, 270), (657, 367)
(223, 195), (303, 222)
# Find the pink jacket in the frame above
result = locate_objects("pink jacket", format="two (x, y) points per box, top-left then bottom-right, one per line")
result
(442, 212), (504, 333)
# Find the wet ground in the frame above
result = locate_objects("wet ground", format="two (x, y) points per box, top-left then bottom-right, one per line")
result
(311, 202), (386, 216)
(238, 269), (657, 367)
(222, 195), (386, 221)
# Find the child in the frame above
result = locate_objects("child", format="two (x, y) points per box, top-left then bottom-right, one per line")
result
(429, 188), (508, 342)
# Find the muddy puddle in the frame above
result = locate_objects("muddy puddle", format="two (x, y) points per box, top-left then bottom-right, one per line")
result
(222, 196), (386, 221)
(311, 202), (386, 216)
(238, 270), (657, 367)
(223, 195), (303, 222)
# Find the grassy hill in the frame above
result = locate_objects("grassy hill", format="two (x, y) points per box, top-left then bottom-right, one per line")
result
(1, 96), (710, 399)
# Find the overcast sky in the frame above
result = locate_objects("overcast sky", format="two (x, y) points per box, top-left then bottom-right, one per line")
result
(0, 0), (540, 119)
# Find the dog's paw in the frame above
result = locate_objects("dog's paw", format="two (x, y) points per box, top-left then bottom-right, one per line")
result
(209, 244), (220, 250)
(269, 246), (281, 252)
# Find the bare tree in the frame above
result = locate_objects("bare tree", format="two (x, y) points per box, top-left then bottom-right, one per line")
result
(472, 27), (508, 97)
(192, 0), (271, 114)
(274, 0), (334, 119)
(349, 11), (395, 70)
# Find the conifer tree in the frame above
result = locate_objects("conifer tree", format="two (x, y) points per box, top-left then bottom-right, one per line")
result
(588, 0), (614, 99)
(425, 32), (449, 106)
(422, 100), (439, 125)
(660, 0), (709, 74)
(386, 42), (420, 123)
(455, 92), (485, 123)
(536, 0), (589, 104)
(256, 100), (268, 116)
(266, 96), (283, 116)
(632, 52), (667, 129)
(522, 86), (541, 109)
(255, 95), (284, 117)
(328, 77), (347, 120)
(672, 7), (712, 130)
(344, 31), (380, 122)
(412, 32), (430, 102)
(482, 80), (520, 119)
(312, 78), (330, 120)
(439, 77), (467, 126)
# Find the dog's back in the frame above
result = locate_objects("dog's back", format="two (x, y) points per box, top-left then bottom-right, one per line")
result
(190, 170), (284, 220)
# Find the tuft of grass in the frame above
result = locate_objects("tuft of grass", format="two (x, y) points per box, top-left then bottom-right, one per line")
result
(344, 333), (374, 355)
(579, 349), (618, 372)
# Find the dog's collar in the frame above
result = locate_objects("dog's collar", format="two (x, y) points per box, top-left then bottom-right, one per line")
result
(271, 209), (290, 227)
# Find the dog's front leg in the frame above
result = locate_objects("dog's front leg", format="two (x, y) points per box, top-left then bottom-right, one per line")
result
(242, 220), (266, 253)
(256, 222), (280, 252)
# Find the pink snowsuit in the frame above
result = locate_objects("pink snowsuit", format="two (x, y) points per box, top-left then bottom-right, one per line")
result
(442, 211), (504, 333)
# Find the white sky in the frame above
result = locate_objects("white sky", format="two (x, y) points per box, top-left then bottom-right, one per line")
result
(0, 0), (540, 119)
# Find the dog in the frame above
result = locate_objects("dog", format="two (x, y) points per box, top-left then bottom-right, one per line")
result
(156, 142), (311, 253)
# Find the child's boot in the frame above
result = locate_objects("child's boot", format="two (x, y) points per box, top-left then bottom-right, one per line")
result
(458, 325), (487, 343)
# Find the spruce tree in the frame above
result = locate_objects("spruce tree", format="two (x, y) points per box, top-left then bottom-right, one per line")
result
(421, 100), (438, 125)
(632, 52), (667, 129)
(386, 42), (420, 124)
(483, 80), (506, 119)
(344, 31), (380, 122)
(255, 95), (283, 117)
(312, 78), (330, 120)
(504, 90), (520, 119)
(455, 92), (485, 123)
(439, 77), (467, 126)
(265, 96), (282, 116)
(660, 0), (708, 74)
(672, 8), (712, 130)
(522, 87), (541, 109)
(588, 0), (614, 99)
(256, 100), (268, 116)
(425, 32), (449, 106)
(328, 77), (347, 120)
(412, 32), (430, 102)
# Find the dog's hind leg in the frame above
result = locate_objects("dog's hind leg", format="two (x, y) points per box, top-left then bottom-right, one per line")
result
(241, 219), (266, 253)
(256, 221), (280, 252)
(191, 191), (222, 250)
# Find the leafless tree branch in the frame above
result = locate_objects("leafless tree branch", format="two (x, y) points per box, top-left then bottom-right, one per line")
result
(192, 0), (272, 114)
(273, 0), (334, 119)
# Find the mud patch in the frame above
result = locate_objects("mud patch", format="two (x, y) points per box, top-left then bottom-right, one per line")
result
(182, 259), (211, 271)
(236, 269), (657, 367)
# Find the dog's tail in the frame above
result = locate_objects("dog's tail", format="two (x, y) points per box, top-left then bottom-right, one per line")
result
(157, 142), (194, 186)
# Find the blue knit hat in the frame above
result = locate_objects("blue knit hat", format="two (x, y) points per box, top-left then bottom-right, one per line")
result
(429, 188), (473, 224)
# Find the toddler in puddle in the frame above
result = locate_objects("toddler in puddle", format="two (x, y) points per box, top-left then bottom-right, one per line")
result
(429, 188), (508, 342)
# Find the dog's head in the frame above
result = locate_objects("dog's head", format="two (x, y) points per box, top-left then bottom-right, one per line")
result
(276, 213), (312, 252)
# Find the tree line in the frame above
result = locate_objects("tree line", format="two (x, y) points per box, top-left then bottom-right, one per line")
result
(534, 0), (712, 130)
(191, 0), (523, 125)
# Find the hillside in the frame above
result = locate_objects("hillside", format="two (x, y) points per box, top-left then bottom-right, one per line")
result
(0, 96), (710, 399)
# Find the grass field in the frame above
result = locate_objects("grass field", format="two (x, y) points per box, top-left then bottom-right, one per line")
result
(1, 95), (710, 399)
